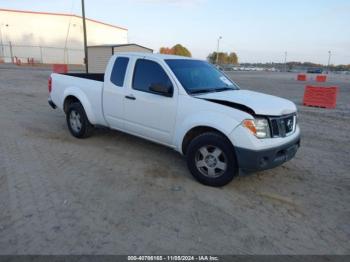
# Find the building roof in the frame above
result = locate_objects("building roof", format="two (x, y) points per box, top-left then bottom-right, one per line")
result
(0, 8), (127, 31)
(88, 43), (153, 52)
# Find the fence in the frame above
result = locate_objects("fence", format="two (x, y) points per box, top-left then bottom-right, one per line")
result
(0, 44), (84, 65)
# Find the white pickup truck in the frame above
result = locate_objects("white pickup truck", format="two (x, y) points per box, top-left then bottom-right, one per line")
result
(48, 53), (300, 187)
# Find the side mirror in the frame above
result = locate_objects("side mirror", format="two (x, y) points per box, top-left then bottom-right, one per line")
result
(149, 83), (173, 97)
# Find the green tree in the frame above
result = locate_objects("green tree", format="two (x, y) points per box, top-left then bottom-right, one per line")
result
(208, 51), (239, 65)
(159, 44), (192, 57)
(207, 52), (218, 64)
(171, 44), (192, 57)
(228, 52), (238, 64)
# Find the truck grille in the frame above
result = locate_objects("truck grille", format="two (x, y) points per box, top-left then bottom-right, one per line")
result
(269, 114), (296, 137)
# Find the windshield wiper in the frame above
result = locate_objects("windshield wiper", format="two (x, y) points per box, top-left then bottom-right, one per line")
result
(212, 87), (234, 92)
(190, 87), (234, 95)
(190, 89), (216, 94)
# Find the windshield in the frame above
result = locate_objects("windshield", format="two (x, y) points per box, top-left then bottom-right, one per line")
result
(165, 59), (239, 94)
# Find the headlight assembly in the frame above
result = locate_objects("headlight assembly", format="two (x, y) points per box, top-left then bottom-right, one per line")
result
(242, 118), (271, 139)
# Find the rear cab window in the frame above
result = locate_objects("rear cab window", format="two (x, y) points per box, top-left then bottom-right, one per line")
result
(110, 57), (129, 87)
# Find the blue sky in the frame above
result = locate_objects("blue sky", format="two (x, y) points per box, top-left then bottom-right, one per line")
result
(1, 0), (349, 64)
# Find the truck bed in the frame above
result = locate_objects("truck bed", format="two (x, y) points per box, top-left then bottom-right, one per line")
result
(63, 73), (104, 82)
(50, 72), (107, 126)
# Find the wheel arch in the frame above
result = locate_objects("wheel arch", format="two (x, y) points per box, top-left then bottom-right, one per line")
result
(63, 95), (80, 113)
(181, 126), (235, 156)
(62, 89), (96, 124)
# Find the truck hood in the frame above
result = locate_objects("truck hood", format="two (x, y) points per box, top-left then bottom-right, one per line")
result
(195, 90), (296, 116)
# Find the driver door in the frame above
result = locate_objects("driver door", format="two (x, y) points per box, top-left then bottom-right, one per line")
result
(123, 58), (178, 146)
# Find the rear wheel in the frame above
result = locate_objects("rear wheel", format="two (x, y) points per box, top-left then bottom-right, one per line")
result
(66, 102), (93, 138)
(186, 132), (237, 187)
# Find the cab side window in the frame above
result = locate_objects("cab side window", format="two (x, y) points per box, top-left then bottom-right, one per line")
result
(132, 59), (172, 94)
(110, 57), (129, 87)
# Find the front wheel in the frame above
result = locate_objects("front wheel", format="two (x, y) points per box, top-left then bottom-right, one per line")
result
(186, 132), (237, 187)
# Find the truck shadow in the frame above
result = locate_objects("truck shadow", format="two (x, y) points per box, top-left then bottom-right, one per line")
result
(82, 126), (294, 187)
(92, 126), (192, 180)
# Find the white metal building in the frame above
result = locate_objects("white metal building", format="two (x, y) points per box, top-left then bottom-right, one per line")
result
(0, 8), (128, 64)
(88, 44), (153, 73)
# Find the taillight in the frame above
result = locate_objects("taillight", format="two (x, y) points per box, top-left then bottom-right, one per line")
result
(48, 77), (52, 93)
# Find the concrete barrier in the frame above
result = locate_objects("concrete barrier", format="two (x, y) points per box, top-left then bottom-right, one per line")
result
(303, 86), (338, 109)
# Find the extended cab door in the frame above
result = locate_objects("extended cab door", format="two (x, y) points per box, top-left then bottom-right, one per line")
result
(123, 57), (178, 146)
(102, 56), (130, 130)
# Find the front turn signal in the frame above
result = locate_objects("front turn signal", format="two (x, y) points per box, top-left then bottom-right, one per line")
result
(243, 120), (257, 135)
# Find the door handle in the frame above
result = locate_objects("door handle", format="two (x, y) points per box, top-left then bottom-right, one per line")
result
(125, 95), (136, 100)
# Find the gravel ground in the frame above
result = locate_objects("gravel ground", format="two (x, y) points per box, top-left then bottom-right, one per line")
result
(0, 65), (349, 255)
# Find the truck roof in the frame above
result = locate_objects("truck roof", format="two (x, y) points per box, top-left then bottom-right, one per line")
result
(113, 52), (195, 61)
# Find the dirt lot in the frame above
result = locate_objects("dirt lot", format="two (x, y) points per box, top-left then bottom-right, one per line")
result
(0, 65), (349, 254)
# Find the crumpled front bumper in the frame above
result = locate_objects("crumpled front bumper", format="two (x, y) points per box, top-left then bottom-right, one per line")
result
(235, 134), (301, 172)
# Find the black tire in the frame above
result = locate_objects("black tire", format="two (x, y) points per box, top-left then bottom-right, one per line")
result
(186, 132), (237, 187)
(66, 102), (93, 138)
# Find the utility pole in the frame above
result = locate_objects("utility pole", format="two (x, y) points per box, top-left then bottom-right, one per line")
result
(216, 36), (222, 65)
(81, 0), (88, 73)
(327, 50), (331, 74)
(284, 51), (287, 72)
